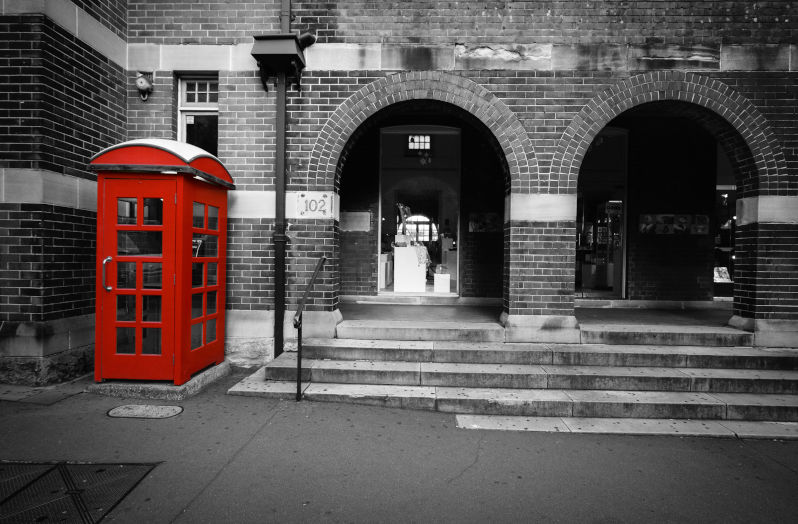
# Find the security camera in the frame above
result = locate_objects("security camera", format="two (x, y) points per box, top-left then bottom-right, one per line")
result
(136, 72), (153, 101)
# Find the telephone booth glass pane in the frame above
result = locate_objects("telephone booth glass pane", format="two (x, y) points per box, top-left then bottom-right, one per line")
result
(191, 293), (203, 319)
(193, 202), (205, 228)
(116, 328), (135, 354)
(191, 323), (203, 349)
(192, 263), (203, 287)
(206, 319), (216, 343)
(207, 291), (217, 315)
(207, 263), (217, 286)
(193, 234), (217, 257)
(143, 198), (163, 225)
(117, 263), (136, 289)
(208, 206), (219, 230)
(142, 328), (161, 355)
(143, 296), (161, 322)
(142, 263), (162, 289)
(117, 198), (136, 224)
(117, 295), (135, 321)
(118, 231), (162, 256)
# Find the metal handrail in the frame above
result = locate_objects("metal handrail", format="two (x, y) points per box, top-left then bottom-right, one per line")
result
(292, 255), (326, 401)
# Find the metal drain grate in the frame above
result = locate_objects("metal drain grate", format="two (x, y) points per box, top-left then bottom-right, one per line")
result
(0, 462), (157, 523)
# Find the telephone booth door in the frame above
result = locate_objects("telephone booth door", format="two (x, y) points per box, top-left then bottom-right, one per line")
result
(97, 178), (176, 380)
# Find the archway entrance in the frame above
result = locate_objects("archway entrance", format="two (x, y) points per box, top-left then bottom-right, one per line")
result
(575, 101), (741, 303)
(338, 100), (507, 302)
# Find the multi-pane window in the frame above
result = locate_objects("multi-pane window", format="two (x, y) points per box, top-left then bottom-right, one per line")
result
(179, 77), (219, 156)
(190, 202), (220, 350)
(407, 134), (431, 151)
(397, 214), (438, 242)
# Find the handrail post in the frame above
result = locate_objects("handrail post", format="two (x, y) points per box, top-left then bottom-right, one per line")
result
(291, 255), (326, 401)
(296, 320), (302, 401)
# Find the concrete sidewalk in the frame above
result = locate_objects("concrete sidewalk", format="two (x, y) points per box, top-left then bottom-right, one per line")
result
(2, 371), (798, 523)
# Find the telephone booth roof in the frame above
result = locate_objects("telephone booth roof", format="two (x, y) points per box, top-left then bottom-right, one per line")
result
(89, 139), (235, 189)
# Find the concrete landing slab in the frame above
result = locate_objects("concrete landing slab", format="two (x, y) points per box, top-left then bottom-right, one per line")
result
(336, 320), (505, 342)
(719, 420), (798, 439)
(226, 367), (308, 399)
(579, 324), (753, 347)
(456, 415), (798, 440)
(87, 362), (230, 401)
(304, 383), (436, 410)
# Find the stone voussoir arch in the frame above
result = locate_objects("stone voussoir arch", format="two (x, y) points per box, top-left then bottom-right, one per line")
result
(549, 70), (787, 193)
(306, 71), (538, 192)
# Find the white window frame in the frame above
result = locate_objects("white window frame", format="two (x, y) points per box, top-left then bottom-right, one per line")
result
(177, 76), (219, 144)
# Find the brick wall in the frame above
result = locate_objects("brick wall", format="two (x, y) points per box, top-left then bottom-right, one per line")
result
(507, 221), (575, 316)
(0, 15), (127, 179)
(340, 207), (377, 297)
(0, 14), (123, 322)
(72, 0), (127, 40)
(126, 1), (797, 46)
(286, 220), (338, 311)
(226, 218), (274, 311)
(292, 1), (796, 45)
(736, 224), (798, 320)
(128, 0), (280, 44)
(127, 70), (176, 140)
(0, 204), (95, 323)
(219, 71), (275, 190)
(711, 73), (798, 194)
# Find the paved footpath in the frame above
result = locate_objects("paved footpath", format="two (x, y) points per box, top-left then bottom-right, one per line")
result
(2, 372), (798, 523)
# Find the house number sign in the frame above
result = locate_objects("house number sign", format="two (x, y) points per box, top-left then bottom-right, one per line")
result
(297, 192), (330, 218)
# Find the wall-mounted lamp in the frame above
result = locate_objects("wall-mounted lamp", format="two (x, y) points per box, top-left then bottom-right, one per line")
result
(136, 72), (154, 101)
(251, 32), (316, 92)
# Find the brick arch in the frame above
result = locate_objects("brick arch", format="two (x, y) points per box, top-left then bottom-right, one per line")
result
(549, 71), (788, 196)
(306, 71), (538, 192)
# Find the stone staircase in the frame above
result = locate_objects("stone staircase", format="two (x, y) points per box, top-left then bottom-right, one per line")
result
(228, 324), (798, 421)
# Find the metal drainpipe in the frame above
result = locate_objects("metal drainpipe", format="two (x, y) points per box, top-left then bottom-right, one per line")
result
(273, 0), (291, 358)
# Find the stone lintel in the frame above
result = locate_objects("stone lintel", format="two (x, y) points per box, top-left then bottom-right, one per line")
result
(628, 44), (720, 71)
(228, 190), (340, 221)
(305, 43), (382, 71)
(501, 313), (581, 343)
(454, 43), (552, 71)
(381, 45), (455, 71)
(506, 193), (577, 222)
(721, 44), (791, 71)
(551, 44), (628, 71)
(1, 168), (97, 211)
(737, 196), (798, 226)
(119, 41), (798, 73)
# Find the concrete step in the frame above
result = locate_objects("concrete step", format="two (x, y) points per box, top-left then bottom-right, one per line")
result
(579, 324), (754, 347)
(335, 320), (505, 342)
(228, 374), (798, 421)
(265, 354), (798, 394)
(303, 339), (798, 370)
(455, 415), (798, 439)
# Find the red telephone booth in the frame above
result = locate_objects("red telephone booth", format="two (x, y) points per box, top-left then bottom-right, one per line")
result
(90, 139), (235, 385)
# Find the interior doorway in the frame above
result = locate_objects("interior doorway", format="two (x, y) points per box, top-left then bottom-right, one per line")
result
(338, 100), (506, 303)
(575, 102), (738, 302)
(379, 126), (460, 296)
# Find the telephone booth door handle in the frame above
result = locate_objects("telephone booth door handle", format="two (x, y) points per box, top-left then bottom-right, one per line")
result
(102, 256), (113, 291)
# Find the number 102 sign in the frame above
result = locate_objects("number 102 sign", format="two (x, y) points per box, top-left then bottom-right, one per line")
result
(296, 192), (330, 218)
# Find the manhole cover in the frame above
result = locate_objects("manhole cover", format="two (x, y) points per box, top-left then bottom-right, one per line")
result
(0, 461), (156, 523)
(107, 405), (183, 419)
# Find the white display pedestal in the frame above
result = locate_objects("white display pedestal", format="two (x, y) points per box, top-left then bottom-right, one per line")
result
(433, 273), (450, 293)
(393, 246), (426, 292)
(378, 253), (393, 289)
